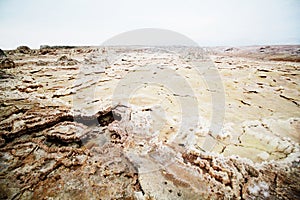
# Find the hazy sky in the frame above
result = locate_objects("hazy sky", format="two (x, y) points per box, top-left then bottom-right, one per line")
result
(0, 0), (299, 49)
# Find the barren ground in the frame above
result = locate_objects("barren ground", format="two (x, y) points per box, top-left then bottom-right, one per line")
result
(0, 45), (299, 199)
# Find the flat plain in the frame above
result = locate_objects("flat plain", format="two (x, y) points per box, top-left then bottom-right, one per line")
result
(0, 45), (299, 199)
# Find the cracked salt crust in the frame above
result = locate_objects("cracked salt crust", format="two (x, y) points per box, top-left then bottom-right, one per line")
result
(0, 45), (299, 199)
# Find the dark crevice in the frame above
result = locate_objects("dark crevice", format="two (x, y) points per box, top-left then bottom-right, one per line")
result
(97, 111), (114, 126)
(74, 111), (115, 127)
(239, 184), (244, 200)
(240, 100), (251, 106)
(279, 94), (299, 107)
(232, 161), (247, 200)
(123, 156), (145, 195)
(232, 162), (243, 175)
(274, 173), (278, 190)
(134, 174), (145, 195)
(45, 137), (82, 147)
(74, 116), (99, 127)
(220, 146), (227, 153)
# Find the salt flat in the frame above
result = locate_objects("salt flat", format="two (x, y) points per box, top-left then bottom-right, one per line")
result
(0, 45), (299, 199)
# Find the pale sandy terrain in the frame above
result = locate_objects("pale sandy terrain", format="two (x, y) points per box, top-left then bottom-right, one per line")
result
(0, 45), (299, 199)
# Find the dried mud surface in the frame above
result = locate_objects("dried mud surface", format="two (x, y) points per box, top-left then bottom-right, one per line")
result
(0, 45), (299, 199)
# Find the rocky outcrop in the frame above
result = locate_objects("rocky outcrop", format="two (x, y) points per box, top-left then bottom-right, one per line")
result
(0, 49), (15, 69)
(16, 46), (31, 54)
(0, 49), (6, 58)
(212, 45), (300, 62)
(56, 55), (79, 65)
(40, 45), (50, 49)
(45, 121), (89, 143)
(0, 58), (15, 69)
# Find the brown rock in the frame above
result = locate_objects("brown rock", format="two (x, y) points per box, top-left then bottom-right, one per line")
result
(16, 45), (31, 54)
(45, 121), (89, 143)
(0, 49), (6, 58)
(0, 58), (15, 69)
(57, 55), (69, 62)
(56, 55), (79, 65)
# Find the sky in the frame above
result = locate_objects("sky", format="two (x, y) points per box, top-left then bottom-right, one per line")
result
(0, 0), (299, 49)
